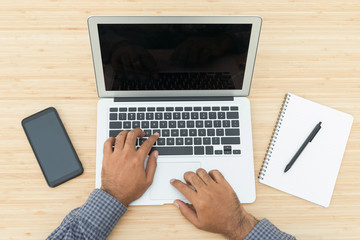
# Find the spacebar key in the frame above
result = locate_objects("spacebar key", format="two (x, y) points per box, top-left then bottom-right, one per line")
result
(151, 147), (193, 155)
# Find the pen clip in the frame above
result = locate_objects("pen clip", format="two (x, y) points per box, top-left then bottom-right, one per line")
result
(309, 122), (322, 142)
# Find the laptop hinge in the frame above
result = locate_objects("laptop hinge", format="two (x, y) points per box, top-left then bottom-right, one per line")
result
(114, 96), (234, 102)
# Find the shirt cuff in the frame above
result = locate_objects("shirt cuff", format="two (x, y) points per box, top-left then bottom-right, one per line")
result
(76, 189), (127, 237)
(244, 218), (296, 240)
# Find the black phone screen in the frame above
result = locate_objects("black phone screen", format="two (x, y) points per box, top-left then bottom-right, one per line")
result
(22, 107), (83, 187)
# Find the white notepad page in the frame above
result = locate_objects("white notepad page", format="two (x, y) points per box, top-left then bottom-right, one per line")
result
(259, 93), (353, 207)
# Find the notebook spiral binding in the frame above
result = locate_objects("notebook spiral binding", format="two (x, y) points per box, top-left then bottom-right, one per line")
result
(258, 93), (292, 181)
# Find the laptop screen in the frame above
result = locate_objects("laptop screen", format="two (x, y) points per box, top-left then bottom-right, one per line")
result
(98, 24), (252, 91)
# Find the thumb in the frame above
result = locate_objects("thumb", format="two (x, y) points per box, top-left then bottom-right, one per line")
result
(145, 150), (158, 184)
(174, 200), (200, 228)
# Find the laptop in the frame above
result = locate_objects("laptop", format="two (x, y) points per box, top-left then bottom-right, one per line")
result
(87, 16), (262, 205)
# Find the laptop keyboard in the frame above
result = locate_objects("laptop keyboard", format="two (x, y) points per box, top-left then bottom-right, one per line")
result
(108, 106), (241, 156)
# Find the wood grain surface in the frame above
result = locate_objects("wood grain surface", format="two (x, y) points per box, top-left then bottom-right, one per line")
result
(1, 0), (359, 239)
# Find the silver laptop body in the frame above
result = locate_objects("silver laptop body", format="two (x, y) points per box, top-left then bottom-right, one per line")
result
(88, 16), (262, 205)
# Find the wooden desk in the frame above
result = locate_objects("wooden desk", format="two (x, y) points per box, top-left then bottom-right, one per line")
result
(1, 1), (359, 239)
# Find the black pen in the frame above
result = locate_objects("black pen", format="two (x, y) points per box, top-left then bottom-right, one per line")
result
(284, 121), (322, 173)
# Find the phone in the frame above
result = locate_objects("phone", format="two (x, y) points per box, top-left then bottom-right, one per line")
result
(22, 107), (83, 187)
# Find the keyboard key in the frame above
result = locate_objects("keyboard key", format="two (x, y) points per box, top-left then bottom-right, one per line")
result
(129, 107), (136, 112)
(233, 150), (241, 154)
(144, 129), (152, 136)
(194, 107), (201, 111)
(198, 129), (206, 136)
(175, 107), (183, 111)
(194, 146), (204, 155)
(123, 121), (131, 129)
(151, 121), (158, 128)
(169, 121), (176, 128)
(167, 138), (175, 145)
(109, 130), (121, 137)
(157, 138), (166, 145)
(109, 122), (122, 129)
(166, 107), (174, 111)
(225, 129), (240, 136)
(171, 129), (179, 137)
(212, 106), (220, 111)
(141, 121), (150, 128)
(187, 121), (195, 128)
(221, 137), (240, 144)
(212, 137), (220, 144)
(194, 138), (202, 145)
(227, 112), (239, 119)
(191, 112), (199, 119)
(146, 113), (154, 120)
(151, 146), (192, 155)
(200, 112), (207, 119)
(196, 121), (204, 128)
(182, 112), (190, 119)
(205, 121), (212, 128)
(180, 129), (188, 136)
(128, 113), (136, 120)
(216, 129), (224, 136)
(155, 113), (163, 120)
(147, 107), (155, 111)
(173, 112), (181, 119)
(203, 137), (211, 145)
(189, 129), (197, 136)
(223, 120), (230, 127)
(160, 121), (167, 128)
(119, 107), (127, 112)
(203, 107), (211, 111)
(207, 129), (215, 136)
(119, 113), (126, 120)
(157, 107), (164, 111)
(109, 113), (117, 120)
(178, 121), (186, 128)
(185, 138), (193, 145)
(164, 113), (172, 120)
(209, 112), (216, 119)
(215, 150), (223, 155)
(152, 129), (161, 135)
(162, 129), (170, 137)
(221, 106), (229, 111)
(185, 107), (192, 111)
(110, 108), (118, 112)
(139, 138), (147, 145)
(138, 107), (146, 112)
(176, 138), (184, 145)
(232, 120), (240, 127)
(230, 106), (238, 111)
(214, 120), (221, 127)
(132, 121), (140, 128)
(224, 146), (232, 151)
(137, 113), (145, 120)
(218, 112), (226, 119)
(206, 146), (214, 155)
(224, 150), (232, 155)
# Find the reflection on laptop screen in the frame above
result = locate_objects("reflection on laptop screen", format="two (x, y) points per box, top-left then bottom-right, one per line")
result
(98, 24), (252, 91)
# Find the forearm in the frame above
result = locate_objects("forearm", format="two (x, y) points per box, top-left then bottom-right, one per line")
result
(47, 189), (127, 240)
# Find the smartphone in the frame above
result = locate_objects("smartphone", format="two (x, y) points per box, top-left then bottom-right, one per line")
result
(22, 107), (83, 187)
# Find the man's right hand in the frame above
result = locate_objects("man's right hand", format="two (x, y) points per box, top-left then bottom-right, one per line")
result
(170, 169), (258, 240)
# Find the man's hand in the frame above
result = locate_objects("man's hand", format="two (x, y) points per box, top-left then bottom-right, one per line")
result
(171, 169), (258, 240)
(101, 128), (159, 207)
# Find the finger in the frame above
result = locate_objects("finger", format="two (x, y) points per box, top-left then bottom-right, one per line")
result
(145, 150), (158, 185)
(138, 132), (160, 158)
(174, 200), (200, 227)
(196, 168), (214, 185)
(170, 178), (196, 202)
(103, 137), (115, 158)
(184, 171), (206, 190)
(114, 130), (128, 151)
(209, 169), (226, 184)
(124, 128), (145, 150)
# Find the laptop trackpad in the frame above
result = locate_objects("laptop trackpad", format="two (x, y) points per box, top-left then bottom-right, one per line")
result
(150, 162), (201, 200)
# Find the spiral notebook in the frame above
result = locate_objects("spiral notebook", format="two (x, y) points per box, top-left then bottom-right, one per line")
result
(259, 93), (353, 207)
